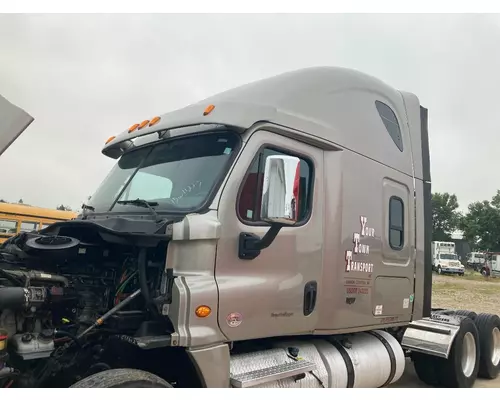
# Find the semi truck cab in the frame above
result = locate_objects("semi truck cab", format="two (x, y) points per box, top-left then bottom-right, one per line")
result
(1, 67), (500, 389)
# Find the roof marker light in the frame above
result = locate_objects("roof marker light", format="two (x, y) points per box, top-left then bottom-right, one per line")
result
(138, 120), (150, 130)
(105, 136), (116, 144)
(149, 116), (161, 127)
(128, 123), (140, 133)
(203, 104), (215, 116)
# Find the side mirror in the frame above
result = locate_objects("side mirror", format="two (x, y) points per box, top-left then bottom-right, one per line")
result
(238, 155), (302, 260)
(260, 155), (301, 226)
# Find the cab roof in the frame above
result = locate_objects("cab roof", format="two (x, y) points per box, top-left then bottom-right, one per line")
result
(103, 66), (425, 179)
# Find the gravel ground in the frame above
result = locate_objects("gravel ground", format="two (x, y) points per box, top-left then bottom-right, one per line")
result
(392, 360), (500, 388)
(391, 271), (500, 388)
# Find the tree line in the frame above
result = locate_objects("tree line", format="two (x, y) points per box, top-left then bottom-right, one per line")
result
(433, 191), (500, 251)
(0, 198), (72, 211)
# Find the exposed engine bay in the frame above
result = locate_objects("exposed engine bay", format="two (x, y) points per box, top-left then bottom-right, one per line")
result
(0, 219), (180, 388)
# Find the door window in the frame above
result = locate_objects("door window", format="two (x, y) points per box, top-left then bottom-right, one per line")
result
(237, 147), (313, 224)
(389, 196), (404, 250)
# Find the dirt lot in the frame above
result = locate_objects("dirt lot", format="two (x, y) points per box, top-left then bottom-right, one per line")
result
(392, 272), (500, 388)
(431, 272), (500, 315)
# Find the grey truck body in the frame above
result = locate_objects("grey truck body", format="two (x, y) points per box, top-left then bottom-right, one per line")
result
(103, 65), (432, 337)
(4, 67), (477, 389)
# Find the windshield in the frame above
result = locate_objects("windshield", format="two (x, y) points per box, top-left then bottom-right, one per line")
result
(439, 253), (458, 260)
(87, 131), (240, 213)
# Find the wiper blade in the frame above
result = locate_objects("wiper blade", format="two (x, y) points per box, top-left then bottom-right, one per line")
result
(117, 199), (159, 207)
(116, 199), (162, 223)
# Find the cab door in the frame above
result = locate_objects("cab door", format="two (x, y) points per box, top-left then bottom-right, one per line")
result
(215, 129), (324, 341)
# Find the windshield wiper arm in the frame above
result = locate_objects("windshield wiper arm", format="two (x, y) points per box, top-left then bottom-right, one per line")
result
(81, 203), (95, 212)
(80, 203), (95, 219)
(116, 199), (162, 223)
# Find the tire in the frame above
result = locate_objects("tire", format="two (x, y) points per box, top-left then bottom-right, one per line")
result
(412, 351), (441, 386)
(453, 310), (477, 321)
(70, 368), (173, 388)
(474, 313), (500, 379)
(481, 268), (489, 277)
(436, 317), (480, 387)
(438, 266), (443, 275)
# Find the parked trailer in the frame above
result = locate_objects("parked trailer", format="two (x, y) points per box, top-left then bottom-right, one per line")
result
(1, 67), (500, 389)
(467, 251), (486, 272)
(479, 252), (500, 277)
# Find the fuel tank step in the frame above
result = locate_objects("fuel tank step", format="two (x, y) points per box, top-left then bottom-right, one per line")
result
(230, 359), (315, 388)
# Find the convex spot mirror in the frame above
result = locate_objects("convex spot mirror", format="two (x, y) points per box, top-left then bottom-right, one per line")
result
(259, 154), (301, 226)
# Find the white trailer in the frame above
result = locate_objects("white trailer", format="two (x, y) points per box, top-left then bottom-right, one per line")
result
(467, 252), (485, 271)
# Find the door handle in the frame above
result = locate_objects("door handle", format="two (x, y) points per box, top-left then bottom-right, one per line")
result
(303, 281), (317, 316)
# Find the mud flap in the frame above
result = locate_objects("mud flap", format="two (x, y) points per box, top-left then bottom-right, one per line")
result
(401, 313), (463, 359)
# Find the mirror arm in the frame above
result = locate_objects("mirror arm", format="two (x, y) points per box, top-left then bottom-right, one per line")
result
(238, 223), (284, 260)
(255, 223), (283, 250)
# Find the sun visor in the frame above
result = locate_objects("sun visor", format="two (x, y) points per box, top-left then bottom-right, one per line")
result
(0, 94), (34, 157)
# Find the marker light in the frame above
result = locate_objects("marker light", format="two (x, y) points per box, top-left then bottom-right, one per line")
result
(195, 305), (212, 318)
(203, 104), (215, 116)
(128, 123), (140, 133)
(0, 330), (8, 352)
(138, 120), (150, 130)
(149, 116), (161, 127)
(105, 136), (116, 144)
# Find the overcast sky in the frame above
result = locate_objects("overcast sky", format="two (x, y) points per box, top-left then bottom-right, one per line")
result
(0, 13), (498, 212)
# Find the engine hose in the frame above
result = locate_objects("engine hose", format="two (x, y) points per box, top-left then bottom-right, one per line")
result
(29, 271), (68, 287)
(138, 248), (159, 317)
(0, 367), (17, 379)
(77, 288), (142, 340)
(54, 330), (82, 348)
(0, 287), (29, 310)
(86, 363), (111, 375)
(0, 269), (23, 287)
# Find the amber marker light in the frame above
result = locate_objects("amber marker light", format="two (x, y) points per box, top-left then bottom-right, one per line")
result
(138, 120), (150, 130)
(195, 305), (212, 318)
(128, 123), (140, 133)
(203, 104), (215, 116)
(149, 116), (161, 127)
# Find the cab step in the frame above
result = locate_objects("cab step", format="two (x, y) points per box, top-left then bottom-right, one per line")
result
(230, 359), (316, 388)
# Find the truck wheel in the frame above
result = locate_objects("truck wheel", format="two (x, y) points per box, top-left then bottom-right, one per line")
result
(474, 313), (500, 379)
(437, 317), (480, 387)
(438, 266), (443, 275)
(412, 352), (441, 386)
(481, 268), (489, 277)
(70, 368), (173, 388)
